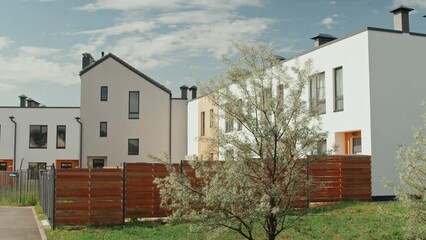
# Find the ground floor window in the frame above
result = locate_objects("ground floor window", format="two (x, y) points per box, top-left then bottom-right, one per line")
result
(0, 162), (6, 171)
(28, 162), (47, 179)
(92, 159), (105, 169)
(60, 162), (73, 169)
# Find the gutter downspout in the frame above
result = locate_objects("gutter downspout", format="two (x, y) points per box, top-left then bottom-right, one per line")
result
(75, 117), (83, 168)
(169, 94), (172, 163)
(9, 116), (17, 171)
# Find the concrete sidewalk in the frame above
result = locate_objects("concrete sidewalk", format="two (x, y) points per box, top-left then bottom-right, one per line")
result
(0, 206), (46, 240)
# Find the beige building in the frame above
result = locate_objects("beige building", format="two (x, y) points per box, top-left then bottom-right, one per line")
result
(80, 53), (187, 168)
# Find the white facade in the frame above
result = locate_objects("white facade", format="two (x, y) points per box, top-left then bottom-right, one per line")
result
(187, 28), (426, 196)
(80, 54), (187, 167)
(0, 107), (80, 170)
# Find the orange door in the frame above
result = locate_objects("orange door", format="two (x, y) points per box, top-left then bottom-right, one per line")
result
(344, 131), (362, 154)
(0, 160), (13, 171)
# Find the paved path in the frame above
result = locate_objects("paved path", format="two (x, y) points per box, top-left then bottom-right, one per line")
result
(0, 207), (44, 240)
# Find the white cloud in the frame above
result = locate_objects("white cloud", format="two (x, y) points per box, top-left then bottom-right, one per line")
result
(0, 46), (79, 85)
(320, 17), (337, 29)
(76, 0), (262, 11)
(0, 36), (13, 50)
(393, 0), (426, 9)
(329, 1), (337, 5)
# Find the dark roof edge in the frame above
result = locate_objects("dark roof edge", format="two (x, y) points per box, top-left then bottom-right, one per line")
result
(79, 53), (171, 94)
(284, 27), (426, 62)
(0, 106), (80, 109)
(171, 98), (188, 100)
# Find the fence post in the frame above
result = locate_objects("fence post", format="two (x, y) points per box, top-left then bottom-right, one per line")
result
(122, 162), (126, 225)
(306, 159), (311, 209)
(52, 164), (56, 230)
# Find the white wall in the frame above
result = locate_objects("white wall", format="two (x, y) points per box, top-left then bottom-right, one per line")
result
(80, 56), (171, 167)
(187, 99), (199, 157)
(171, 99), (187, 162)
(284, 30), (372, 155)
(0, 107), (80, 169)
(368, 30), (426, 195)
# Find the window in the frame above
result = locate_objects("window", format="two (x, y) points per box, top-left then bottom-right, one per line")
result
(309, 72), (326, 114)
(93, 159), (105, 169)
(334, 67), (343, 111)
(209, 109), (214, 128)
(318, 139), (327, 155)
(225, 116), (234, 133)
(100, 86), (108, 101)
(56, 125), (66, 149)
(0, 162), (6, 171)
(129, 91), (140, 119)
(277, 84), (284, 100)
(201, 111), (205, 136)
(29, 125), (47, 149)
(60, 162), (73, 169)
(28, 162), (46, 179)
(100, 122), (107, 137)
(128, 139), (139, 155)
(352, 137), (362, 154)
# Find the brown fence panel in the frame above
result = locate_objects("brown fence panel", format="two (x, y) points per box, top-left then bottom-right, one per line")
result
(55, 168), (123, 226)
(341, 156), (371, 201)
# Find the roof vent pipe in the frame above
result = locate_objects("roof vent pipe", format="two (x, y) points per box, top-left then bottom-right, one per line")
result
(180, 85), (188, 99)
(390, 5), (413, 33)
(311, 34), (337, 47)
(19, 94), (27, 108)
(189, 85), (197, 99)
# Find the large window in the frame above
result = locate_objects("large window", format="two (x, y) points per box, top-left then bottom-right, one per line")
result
(29, 125), (47, 149)
(309, 72), (326, 114)
(201, 111), (205, 136)
(128, 139), (139, 155)
(100, 86), (108, 101)
(129, 91), (140, 119)
(28, 162), (46, 179)
(56, 125), (66, 149)
(334, 67), (343, 111)
(100, 122), (107, 137)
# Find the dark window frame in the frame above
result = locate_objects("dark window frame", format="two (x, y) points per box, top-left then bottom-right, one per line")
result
(334, 67), (344, 112)
(100, 122), (107, 137)
(92, 159), (105, 169)
(100, 86), (108, 101)
(309, 72), (326, 114)
(128, 138), (139, 155)
(201, 111), (205, 136)
(56, 125), (66, 149)
(29, 125), (48, 149)
(60, 162), (73, 169)
(129, 91), (140, 119)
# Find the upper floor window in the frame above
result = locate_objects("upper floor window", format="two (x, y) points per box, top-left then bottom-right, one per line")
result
(100, 122), (107, 137)
(101, 86), (108, 101)
(129, 91), (140, 119)
(309, 72), (326, 114)
(201, 111), (205, 136)
(29, 125), (47, 149)
(334, 67), (343, 112)
(225, 116), (234, 133)
(56, 125), (66, 149)
(128, 139), (139, 155)
(209, 109), (214, 128)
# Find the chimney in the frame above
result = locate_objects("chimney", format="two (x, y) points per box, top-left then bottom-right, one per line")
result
(311, 34), (337, 47)
(82, 53), (95, 69)
(390, 5), (413, 33)
(189, 85), (197, 99)
(180, 85), (188, 99)
(19, 94), (27, 108)
(26, 98), (40, 108)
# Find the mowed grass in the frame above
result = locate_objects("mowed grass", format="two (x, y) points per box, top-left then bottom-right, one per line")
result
(46, 201), (420, 240)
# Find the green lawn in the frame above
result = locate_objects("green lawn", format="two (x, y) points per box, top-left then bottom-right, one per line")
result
(45, 201), (421, 240)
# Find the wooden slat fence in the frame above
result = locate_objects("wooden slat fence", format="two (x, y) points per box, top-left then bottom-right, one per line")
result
(55, 168), (123, 226)
(40, 155), (371, 227)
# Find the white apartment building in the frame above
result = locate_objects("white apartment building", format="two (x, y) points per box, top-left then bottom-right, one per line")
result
(187, 6), (426, 196)
(0, 96), (80, 173)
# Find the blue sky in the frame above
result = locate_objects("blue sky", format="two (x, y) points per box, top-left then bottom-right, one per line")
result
(0, 0), (425, 106)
